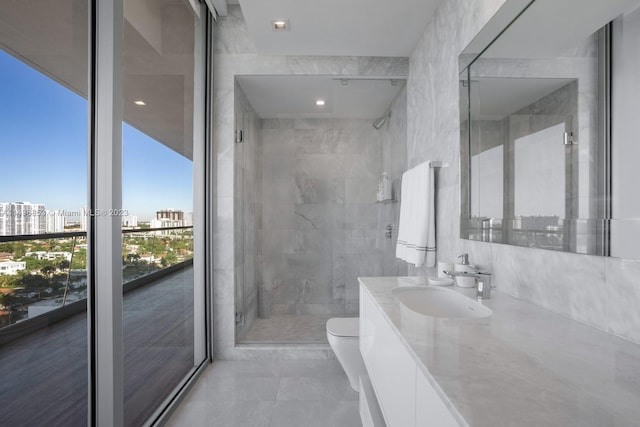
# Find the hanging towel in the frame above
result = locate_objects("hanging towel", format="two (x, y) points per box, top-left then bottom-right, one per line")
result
(396, 161), (436, 267)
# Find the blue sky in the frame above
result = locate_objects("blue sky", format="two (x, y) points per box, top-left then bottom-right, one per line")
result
(0, 50), (192, 221)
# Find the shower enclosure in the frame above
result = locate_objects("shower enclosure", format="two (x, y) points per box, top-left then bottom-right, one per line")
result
(234, 75), (408, 344)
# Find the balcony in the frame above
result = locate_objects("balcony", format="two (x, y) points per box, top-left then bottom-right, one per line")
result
(0, 228), (195, 426)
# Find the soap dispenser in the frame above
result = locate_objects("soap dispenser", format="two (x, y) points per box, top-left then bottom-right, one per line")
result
(454, 253), (476, 288)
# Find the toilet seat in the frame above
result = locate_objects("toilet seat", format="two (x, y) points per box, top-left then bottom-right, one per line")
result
(326, 317), (359, 337)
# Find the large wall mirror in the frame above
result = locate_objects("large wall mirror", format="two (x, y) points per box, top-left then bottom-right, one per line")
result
(459, 0), (640, 259)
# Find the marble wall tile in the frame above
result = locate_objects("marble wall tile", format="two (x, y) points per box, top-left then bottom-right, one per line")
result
(214, 230), (234, 269)
(344, 152), (381, 180)
(344, 178), (378, 204)
(343, 204), (379, 230)
(213, 4), (257, 55)
(406, 0), (640, 343)
(606, 258), (640, 343)
(215, 5), (411, 357)
(284, 57), (361, 76)
(358, 57), (410, 76)
(293, 204), (337, 230)
(295, 153), (344, 180)
(295, 129), (341, 154)
(294, 176), (340, 205)
(258, 119), (398, 317)
(262, 118), (296, 130)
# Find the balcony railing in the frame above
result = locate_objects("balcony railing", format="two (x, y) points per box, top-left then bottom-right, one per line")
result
(0, 226), (193, 342)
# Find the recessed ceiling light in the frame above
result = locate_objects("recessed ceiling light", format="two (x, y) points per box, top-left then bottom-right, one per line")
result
(315, 99), (326, 107)
(272, 19), (289, 31)
(134, 100), (146, 106)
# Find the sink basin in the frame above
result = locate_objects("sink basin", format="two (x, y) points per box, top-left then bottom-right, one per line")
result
(392, 286), (492, 319)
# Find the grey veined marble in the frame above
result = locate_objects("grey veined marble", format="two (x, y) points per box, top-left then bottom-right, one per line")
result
(361, 277), (640, 427)
(405, 0), (640, 344)
(214, 4), (410, 355)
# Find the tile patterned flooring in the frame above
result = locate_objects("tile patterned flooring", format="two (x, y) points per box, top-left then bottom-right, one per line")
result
(240, 314), (334, 344)
(166, 359), (362, 427)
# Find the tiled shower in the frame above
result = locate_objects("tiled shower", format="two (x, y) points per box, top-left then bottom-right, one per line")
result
(234, 79), (408, 344)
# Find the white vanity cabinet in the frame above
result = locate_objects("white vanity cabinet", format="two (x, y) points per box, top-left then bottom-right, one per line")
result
(360, 284), (460, 427)
(415, 369), (459, 427)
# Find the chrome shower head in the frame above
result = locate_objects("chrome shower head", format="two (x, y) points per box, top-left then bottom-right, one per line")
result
(373, 111), (391, 129)
(373, 116), (387, 129)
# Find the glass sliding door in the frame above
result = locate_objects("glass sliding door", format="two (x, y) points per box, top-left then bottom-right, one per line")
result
(0, 1), (210, 425)
(0, 0), (89, 424)
(121, 1), (206, 425)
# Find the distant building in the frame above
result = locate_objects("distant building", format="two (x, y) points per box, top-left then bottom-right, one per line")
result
(156, 209), (184, 221)
(80, 207), (88, 231)
(138, 253), (157, 264)
(0, 202), (46, 236)
(46, 210), (66, 233)
(0, 260), (26, 275)
(25, 251), (72, 262)
(184, 211), (194, 227)
(122, 215), (138, 227)
(150, 217), (183, 234)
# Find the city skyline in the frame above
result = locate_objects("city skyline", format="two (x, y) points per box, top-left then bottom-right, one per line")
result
(0, 49), (193, 222)
(0, 201), (194, 237)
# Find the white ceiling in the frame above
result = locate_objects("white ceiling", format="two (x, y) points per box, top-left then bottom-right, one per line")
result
(470, 77), (574, 120)
(465, 0), (640, 60)
(237, 75), (405, 119)
(0, 0), (197, 159)
(236, 0), (444, 56)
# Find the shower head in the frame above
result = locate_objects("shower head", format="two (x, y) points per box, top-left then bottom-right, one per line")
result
(373, 111), (391, 130)
(373, 116), (387, 130)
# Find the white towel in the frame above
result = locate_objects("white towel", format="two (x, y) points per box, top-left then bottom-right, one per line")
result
(396, 161), (436, 267)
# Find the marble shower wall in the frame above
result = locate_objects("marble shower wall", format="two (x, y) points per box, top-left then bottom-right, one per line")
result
(213, 5), (409, 359)
(408, 0), (640, 344)
(233, 81), (262, 340)
(379, 85), (409, 277)
(261, 118), (396, 316)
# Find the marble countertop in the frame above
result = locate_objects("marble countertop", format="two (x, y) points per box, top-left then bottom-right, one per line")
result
(359, 276), (640, 427)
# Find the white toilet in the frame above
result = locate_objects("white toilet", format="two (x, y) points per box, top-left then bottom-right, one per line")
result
(326, 317), (367, 391)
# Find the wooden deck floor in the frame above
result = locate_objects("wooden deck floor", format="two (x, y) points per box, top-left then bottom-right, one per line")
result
(0, 267), (194, 427)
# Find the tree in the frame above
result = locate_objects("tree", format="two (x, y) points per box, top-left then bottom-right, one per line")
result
(0, 293), (17, 309)
(41, 265), (55, 277)
(163, 251), (178, 266)
(71, 249), (87, 270)
(0, 275), (16, 287)
(125, 253), (141, 264)
(0, 242), (14, 253)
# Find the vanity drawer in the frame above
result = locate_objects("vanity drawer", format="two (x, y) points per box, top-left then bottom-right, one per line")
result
(360, 285), (416, 427)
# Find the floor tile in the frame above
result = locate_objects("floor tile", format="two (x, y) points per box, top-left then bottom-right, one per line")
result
(276, 375), (358, 401)
(166, 359), (362, 427)
(205, 376), (281, 401)
(269, 401), (361, 427)
(278, 359), (344, 377)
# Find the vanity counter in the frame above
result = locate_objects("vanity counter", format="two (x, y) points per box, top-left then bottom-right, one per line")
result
(359, 276), (640, 427)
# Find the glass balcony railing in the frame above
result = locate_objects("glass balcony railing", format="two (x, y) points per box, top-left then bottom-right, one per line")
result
(0, 226), (193, 330)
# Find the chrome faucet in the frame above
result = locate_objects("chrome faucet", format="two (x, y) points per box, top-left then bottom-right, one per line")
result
(443, 269), (493, 299)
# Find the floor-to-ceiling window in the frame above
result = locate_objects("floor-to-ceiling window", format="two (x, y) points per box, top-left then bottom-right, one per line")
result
(0, 1), (211, 425)
(0, 1), (89, 424)
(121, 2), (204, 424)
